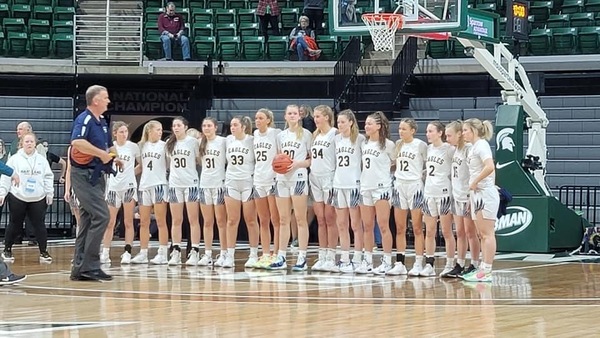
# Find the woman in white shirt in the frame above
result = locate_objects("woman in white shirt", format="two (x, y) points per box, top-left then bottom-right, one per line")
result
(0, 132), (54, 263)
(100, 121), (140, 265)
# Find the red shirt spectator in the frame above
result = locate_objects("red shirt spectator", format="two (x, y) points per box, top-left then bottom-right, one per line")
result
(158, 7), (185, 36)
(256, 0), (280, 16)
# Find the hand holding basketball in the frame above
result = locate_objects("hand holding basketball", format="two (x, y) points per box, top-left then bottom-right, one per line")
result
(272, 153), (293, 174)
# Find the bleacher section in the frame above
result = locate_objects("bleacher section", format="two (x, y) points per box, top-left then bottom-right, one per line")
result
(427, 0), (600, 58)
(0, 0), (75, 58)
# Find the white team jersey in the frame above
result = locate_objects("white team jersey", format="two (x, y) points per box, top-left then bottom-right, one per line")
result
(360, 139), (395, 190)
(168, 135), (199, 188)
(468, 139), (495, 189)
(310, 127), (337, 176)
(200, 136), (226, 189)
(139, 140), (168, 190)
(424, 143), (455, 197)
(333, 133), (364, 189)
(107, 141), (139, 191)
(226, 134), (255, 180)
(253, 128), (280, 185)
(452, 143), (472, 200)
(276, 128), (312, 182)
(394, 138), (427, 182)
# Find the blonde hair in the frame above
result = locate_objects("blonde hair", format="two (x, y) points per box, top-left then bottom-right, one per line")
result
(139, 120), (162, 150)
(20, 132), (37, 150)
(446, 120), (465, 149)
(232, 115), (253, 135)
(312, 105), (335, 139)
(187, 128), (201, 139)
(338, 109), (359, 144)
(300, 104), (313, 118)
(464, 118), (494, 141)
(285, 104), (304, 140)
(111, 121), (129, 141)
(395, 118), (418, 158)
(199, 117), (218, 157)
(365, 111), (389, 150)
(256, 108), (275, 128)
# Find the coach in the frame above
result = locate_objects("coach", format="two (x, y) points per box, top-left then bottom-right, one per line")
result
(69, 85), (115, 282)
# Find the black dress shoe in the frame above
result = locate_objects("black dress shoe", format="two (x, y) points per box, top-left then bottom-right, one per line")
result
(70, 273), (100, 281)
(92, 269), (113, 281)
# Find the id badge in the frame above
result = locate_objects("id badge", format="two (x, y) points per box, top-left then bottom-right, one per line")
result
(25, 177), (36, 195)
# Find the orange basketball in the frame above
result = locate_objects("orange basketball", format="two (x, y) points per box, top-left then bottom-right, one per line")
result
(70, 147), (94, 166)
(272, 154), (293, 174)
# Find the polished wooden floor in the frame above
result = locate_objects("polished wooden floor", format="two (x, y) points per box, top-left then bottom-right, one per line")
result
(1, 241), (599, 337)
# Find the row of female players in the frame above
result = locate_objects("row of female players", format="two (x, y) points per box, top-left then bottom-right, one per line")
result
(95, 104), (497, 283)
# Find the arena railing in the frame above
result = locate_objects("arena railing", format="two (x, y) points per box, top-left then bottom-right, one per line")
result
(333, 37), (362, 111)
(558, 185), (600, 227)
(392, 36), (418, 108)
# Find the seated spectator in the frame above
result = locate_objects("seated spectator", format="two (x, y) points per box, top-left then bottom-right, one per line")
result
(289, 16), (322, 61)
(158, 2), (191, 61)
(40, 139), (67, 184)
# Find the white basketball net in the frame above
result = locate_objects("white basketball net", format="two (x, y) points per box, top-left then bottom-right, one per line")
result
(361, 14), (404, 52)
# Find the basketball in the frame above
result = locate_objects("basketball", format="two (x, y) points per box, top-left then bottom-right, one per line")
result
(70, 147), (94, 166)
(272, 153), (293, 174)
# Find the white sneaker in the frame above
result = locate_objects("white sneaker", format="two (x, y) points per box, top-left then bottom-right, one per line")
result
(131, 252), (149, 264)
(168, 249), (182, 266)
(373, 260), (392, 275)
(197, 254), (213, 266)
(100, 252), (111, 264)
(439, 265), (454, 277)
(355, 260), (373, 274)
(185, 250), (200, 266)
(120, 252), (132, 264)
(339, 261), (355, 274)
(387, 262), (408, 275)
(321, 259), (337, 272)
(244, 255), (259, 268)
(214, 254), (225, 267)
(408, 263), (423, 276)
(150, 249), (168, 265)
(419, 263), (436, 277)
(311, 260), (324, 271)
(222, 254), (234, 268)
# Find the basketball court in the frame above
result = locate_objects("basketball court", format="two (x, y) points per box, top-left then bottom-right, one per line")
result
(1, 241), (598, 336)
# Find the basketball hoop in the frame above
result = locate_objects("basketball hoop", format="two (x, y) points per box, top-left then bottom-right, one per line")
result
(361, 13), (404, 53)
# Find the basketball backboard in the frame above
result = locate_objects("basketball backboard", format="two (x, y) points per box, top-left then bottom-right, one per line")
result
(329, 0), (468, 36)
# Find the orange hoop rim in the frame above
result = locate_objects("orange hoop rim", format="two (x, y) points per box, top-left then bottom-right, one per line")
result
(361, 13), (404, 29)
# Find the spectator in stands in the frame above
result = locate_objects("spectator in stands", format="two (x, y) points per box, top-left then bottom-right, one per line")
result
(300, 104), (316, 132)
(158, 2), (191, 61)
(304, 0), (324, 35)
(289, 16), (322, 61)
(256, 0), (281, 42)
(340, 0), (357, 24)
(40, 139), (67, 184)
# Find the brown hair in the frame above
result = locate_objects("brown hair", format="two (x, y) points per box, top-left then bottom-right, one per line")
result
(166, 116), (189, 154)
(199, 117), (218, 157)
(232, 115), (253, 136)
(365, 111), (389, 150)
(395, 118), (418, 158)
(428, 121), (446, 143)
(111, 121), (129, 141)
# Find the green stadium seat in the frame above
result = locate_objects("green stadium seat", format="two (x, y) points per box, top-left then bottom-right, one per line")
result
(29, 18), (50, 34)
(145, 21), (160, 39)
(237, 8), (257, 25)
(218, 35), (240, 60)
(11, 4), (32, 23)
(144, 0), (165, 7)
(578, 26), (600, 53)
(170, 0), (185, 7)
(188, 0), (205, 7)
(192, 23), (213, 37)
(54, 6), (75, 22)
(52, 32), (73, 58)
(52, 20), (73, 34)
(316, 35), (338, 60)
(530, 1), (553, 23)
(547, 14), (570, 27)
(552, 27), (578, 54)
(12, 0), (32, 5)
(266, 35), (289, 60)
(239, 22), (259, 37)
(229, 0), (247, 10)
(145, 7), (164, 24)
(0, 31), (4, 55)
(529, 28), (552, 55)
(3, 18), (26, 33)
(193, 35), (215, 60)
(215, 23), (236, 38)
(215, 8), (236, 24)
(585, 0), (600, 12)
(450, 38), (468, 57)
(570, 12), (595, 27)
(192, 8), (213, 24)
(6, 31), (27, 57)
(562, 0), (585, 13)
(144, 34), (163, 60)
(207, 0), (226, 9)
(30, 32), (51, 57)
(288, 0), (304, 9)
(241, 35), (264, 60)
(33, 0), (54, 5)
(247, 0), (259, 9)
(55, 0), (75, 6)
(281, 8), (299, 32)
(426, 40), (449, 58)
(0, 4), (8, 22)
(33, 5), (53, 21)
(356, 0), (371, 8)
